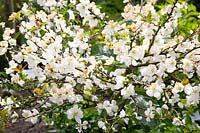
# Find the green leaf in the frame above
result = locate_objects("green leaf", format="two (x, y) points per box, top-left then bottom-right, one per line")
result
(39, 29), (46, 37)
(14, 32), (21, 39)
(198, 35), (200, 42)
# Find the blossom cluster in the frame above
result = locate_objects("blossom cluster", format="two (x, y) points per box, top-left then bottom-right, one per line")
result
(0, 0), (200, 132)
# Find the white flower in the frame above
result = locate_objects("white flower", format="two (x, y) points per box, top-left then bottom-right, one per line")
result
(178, 102), (183, 108)
(0, 99), (6, 106)
(184, 84), (193, 95)
(49, 85), (72, 105)
(0, 97), (14, 111)
(68, 39), (82, 48)
(31, 109), (39, 124)
(89, 18), (98, 28)
(148, 0), (157, 4)
(0, 22), (5, 28)
(119, 110), (126, 118)
(140, 65), (157, 82)
(186, 86), (200, 106)
(8, 39), (16, 46)
(3, 28), (15, 41)
(76, 2), (90, 17)
(22, 109), (39, 124)
(111, 69), (126, 76)
(103, 100), (118, 116)
(82, 121), (88, 129)
(49, 87), (68, 105)
(0, 41), (8, 55)
(70, 0), (76, 5)
(114, 76), (125, 90)
(11, 111), (19, 123)
(196, 65), (200, 76)
(172, 82), (184, 94)
(134, 112), (143, 120)
(156, 107), (161, 114)
(144, 108), (155, 122)
(182, 59), (193, 72)
(76, 120), (89, 133)
(172, 117), (182, 126)
(169, 93), (180, 105)
(105, 57), (114, 65)
(146, 82), (163, 99)
(68, 10), (75, 20)
(130, 46), (145, 60)
(37, 0), (57, 7)
(22, 3), (28, 12)
(6, 97), (14, 105)
(160, 5), (172, 15)
(190, 111), (200, 123)
(26, 40), (38, 52)
(123, 0), (129, 3)
(66, 105), (83, 123)
(11, 74), (25, 86)
(22, 110), (32, 119)
(165, 57), (176, 73)
(121, 84), (135, 99)
(49, 94), (64, 105)
(98, 121), (106, 130)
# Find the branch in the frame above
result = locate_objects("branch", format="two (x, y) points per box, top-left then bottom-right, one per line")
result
(147, 0), (178, 54)
(166, 72), (181, 82)
(173, 27), (199, 50)
(125, 62), (159, 74)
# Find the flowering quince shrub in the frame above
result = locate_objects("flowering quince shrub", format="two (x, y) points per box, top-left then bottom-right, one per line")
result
(0, 0), (200, 132)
